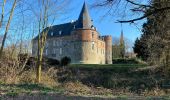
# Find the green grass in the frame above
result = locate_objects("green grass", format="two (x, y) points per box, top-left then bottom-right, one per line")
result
(116, 95), (128, 100)
(68, 64), (148, 73)
(0, 83), (65, 95)
(69, 64), (147, 69)
(6, 91), (19, 97)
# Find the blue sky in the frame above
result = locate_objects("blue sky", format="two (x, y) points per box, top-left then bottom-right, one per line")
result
(54, 0), (145, 44)
(1, 0), (145, 48)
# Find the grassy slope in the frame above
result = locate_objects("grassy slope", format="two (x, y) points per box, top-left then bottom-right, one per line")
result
(0, 83), (64, 96)
(69, 64), (147, 68)
(68, 64), (147, 73)
(65, 63), (167, 96)
(1, 63), (169, 99)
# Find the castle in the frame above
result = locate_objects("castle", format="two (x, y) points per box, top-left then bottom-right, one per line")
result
(32, 2), (112, 64)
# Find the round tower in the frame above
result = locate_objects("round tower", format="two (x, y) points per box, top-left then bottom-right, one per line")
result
(72, 28), (99, 64)
(70, 2), (102, 64)
(104, 35), (112, 64)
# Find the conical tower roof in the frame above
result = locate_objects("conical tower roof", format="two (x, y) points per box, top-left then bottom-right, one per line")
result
(76, 2), (93, 29)
(120, 29), (124, 45)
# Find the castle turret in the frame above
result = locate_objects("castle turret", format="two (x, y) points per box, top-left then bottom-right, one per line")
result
(71, 2), (101, 64)
(104, 35), (112, 64)
(72, 1), (97, 42)
(76, 2), (93, 29)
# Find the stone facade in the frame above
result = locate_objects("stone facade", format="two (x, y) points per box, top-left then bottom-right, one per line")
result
(32, 2), (112, 64)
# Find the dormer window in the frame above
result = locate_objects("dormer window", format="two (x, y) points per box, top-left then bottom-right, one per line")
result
(51, 32), (53, 36)
(59, 31), (62, 35)
(71, 20), (74, 23)
(91, 25), (95, 29)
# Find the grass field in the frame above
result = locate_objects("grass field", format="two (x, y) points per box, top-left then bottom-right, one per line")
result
(67, 64), (148, 74)
(0, 83), (64, 96)
(1, 63), (168, 99)
(68, 64), (148, 70)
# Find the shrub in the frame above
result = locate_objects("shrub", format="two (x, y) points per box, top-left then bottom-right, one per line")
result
(60, 56), (71, 66)
(19, 67), (59, 87)
(45, 57), (60, 65)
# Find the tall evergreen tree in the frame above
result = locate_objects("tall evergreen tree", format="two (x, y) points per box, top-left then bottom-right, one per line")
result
(134, 0), (170, 65)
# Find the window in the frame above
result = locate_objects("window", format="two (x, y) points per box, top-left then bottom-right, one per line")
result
(59, 31), (62, 35)
(53, 49), (56, 54)
(92, 42), (95, 50)
(60, 40), (62, 45)
(60, 48), (62, 55)
(45, 49), (48, 55)
(46, 42), (48, 48)
(53, 40), (55, 46)
(74, 25), (76, 29)
(51, 32), (53, 36)
(56, 41), (58, 46)
(92, 32), (94, 38)
(91, 25), (95, 29)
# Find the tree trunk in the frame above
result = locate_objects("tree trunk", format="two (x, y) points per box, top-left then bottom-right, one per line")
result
(0, 0), (17, 59)
(0, 0), (6, 28)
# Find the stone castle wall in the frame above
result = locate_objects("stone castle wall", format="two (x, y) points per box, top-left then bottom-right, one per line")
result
(32, 29), (112, 64)
(104, 36), (112, 64)
(71, 29), (106, 64)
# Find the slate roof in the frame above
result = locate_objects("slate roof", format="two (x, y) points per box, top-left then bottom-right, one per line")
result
(33, 21), (77, 40)
(33, 2), (93, 40)
(47, 21), (77, 37)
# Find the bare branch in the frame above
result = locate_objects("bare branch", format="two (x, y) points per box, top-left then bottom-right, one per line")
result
(126, 0), (153, 8)
(117, 6), (170, 23)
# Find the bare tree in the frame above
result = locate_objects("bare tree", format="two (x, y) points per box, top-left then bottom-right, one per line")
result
(0, 0), (17, 59)
(34, 0), (49, 83)
(93, 0), (170, 23)
(33, 0), (69, 83)
(0, 0), (6, 28)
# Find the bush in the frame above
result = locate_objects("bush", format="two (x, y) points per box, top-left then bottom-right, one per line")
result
(45, 58), (60, 65)
(60, 57), (71, 66)
(112, 58), (142, 64)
